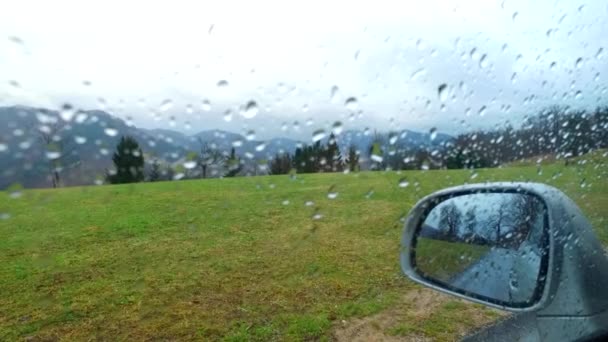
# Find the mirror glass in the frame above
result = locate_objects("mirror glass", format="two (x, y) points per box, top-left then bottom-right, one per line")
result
(414, 192), (547, 306)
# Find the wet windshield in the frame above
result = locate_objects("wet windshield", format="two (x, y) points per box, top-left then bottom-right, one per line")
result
(0, 1), (606, 340)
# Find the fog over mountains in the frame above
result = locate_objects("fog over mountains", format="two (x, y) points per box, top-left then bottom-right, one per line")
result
(0, 106), (452, 188)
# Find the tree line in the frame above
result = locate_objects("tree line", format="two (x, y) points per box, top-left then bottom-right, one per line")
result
(104, 105), (608, 184)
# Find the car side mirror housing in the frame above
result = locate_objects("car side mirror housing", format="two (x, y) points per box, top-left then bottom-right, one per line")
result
(400, 183), (608, 339)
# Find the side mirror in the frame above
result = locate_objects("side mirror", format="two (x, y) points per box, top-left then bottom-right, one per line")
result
(401, 183), (608, 325)
(410, 191), (549, 309)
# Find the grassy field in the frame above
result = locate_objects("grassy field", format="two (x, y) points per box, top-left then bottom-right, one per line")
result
(0, 160), (606, 341)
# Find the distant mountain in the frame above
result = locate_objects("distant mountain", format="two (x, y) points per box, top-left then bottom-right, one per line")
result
(0, 105), (453, 189)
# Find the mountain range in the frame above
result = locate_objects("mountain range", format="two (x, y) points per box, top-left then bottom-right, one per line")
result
(0, 106), (452, 188)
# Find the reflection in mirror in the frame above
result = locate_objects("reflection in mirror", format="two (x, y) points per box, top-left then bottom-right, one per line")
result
(414, 192), (547, 306)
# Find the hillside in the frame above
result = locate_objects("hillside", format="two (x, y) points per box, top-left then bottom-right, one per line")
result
(0, 106), (452, 189)
(0, 162), (605, 340)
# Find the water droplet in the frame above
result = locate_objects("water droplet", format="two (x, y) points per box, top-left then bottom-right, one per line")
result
(575, 90), (582, 100)
(398, 178), (410, 188)
(246, 130), (256, 141)
(345, 97), (358, 111)
(0, 143), (7, 152)
(282, 200), (290, 206)
(74, 136), (87, 144)
(201, 99), (211, 111)
(438, 83), (448, 102)
(0, 213), (10, 220)
(512, 12), (518, 21)
(293, 121), (300, 131)
(596, 47), (604, 60)
(241, 100), (258, 119)
(332, 121), (343, 135)
(183, 161), (197, 169)
(511, 72), (517, 84)
(411, 68), (426, 80)
(223, 109), (233, 122)
(575, 57), (583, 69)
(427, 128), (437, 141)
(327, 185), (338, 200)
(8, 80), (20, 88)
(217, 80), (229, 88)
(232, 139), (243, 147)
(104, 128), (118, 137)
(312, 129), (326, 142)
(255, 142), (266, 152)
(305, 201), (315, 207)
(45, 151), (61, 160)
(59, 103), (75, 121)
(365, 188), (374, 199)
(479, 54), (488, 68)
(330, 85), (340, 103)
(160, 99), (173, 112)
(478, 106), (487, 117)
(312, 212), (323, 220)
(173, 173), (185, 180)
(550, 61), (557, 70)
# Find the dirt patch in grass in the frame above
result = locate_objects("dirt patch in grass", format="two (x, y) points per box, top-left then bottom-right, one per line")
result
(332, 287), (506, 342)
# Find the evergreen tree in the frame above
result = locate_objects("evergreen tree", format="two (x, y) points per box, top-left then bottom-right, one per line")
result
(269, 152), (293, 175)
(346, 145), (360, 172)
(107, 136), (145, 184)
(324, 133), (343, 172)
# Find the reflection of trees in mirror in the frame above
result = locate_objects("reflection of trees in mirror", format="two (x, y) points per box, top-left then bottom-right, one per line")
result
(422, 194), (544, 250)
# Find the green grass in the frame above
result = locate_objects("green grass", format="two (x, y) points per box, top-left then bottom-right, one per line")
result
(416, 239), (491, 282)
(0, 160), (606, 341)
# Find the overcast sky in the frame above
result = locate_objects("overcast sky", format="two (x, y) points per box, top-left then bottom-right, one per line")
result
(0, 0), (606, 140)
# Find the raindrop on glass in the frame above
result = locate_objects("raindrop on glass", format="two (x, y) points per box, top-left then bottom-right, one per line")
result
(45, 151), (61, 160)
(575, 57), (583, 69)
(327, 185), (338, 199)
(242, 100), (258, 119)
(479, 54), (488, 68)
(217, 80), (229, 88)
(74, 136), (87, 144)
(429, 127), (437, 141)
(104, 128), (118, 137)
(183, 161), (197, 169)
(398, 178), (410, 188)
(160, 99), (173, 112)
(438, 83), (448, 102)
(201, 99), (211, 111)
(330, 85), (340, 103)
(332, 121), (343, 135)
(345, 97), (358, 111)
(312, 129), (326, 142)
(223, 109), (233, 122)
(59, 103), (75, 121)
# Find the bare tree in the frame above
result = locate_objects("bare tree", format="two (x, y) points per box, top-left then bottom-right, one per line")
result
(439, 202), (463, 238)
(37, 121), (79, 188)
(197, 140), (224, 178)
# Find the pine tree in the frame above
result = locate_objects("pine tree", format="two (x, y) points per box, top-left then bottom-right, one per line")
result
(107, 136), (145, 184)
(325, 133), (343, 172)
(346, 145), (360, 172)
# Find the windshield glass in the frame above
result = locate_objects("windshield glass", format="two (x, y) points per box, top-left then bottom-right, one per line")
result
(1, 1), (606, 340)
